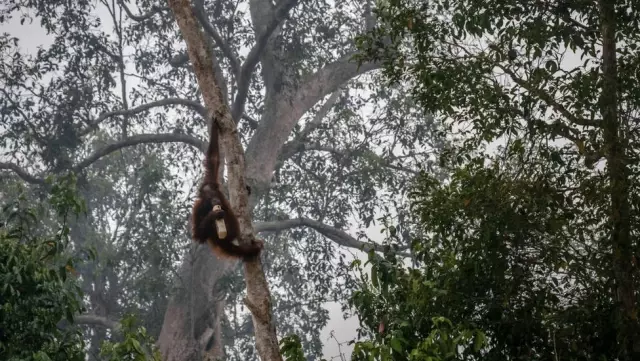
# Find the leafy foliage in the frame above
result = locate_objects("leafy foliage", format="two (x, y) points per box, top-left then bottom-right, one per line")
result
(100, 315), (162, 361)
(0, 175), (87, 361)
(349, 249), (485, 361)
(351, 0), (640, 360)
(280, 334), (314, 361)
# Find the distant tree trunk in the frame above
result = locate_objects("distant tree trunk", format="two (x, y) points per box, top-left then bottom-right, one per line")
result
(203, 300), (227, 361)
(598, 0), (639, 358)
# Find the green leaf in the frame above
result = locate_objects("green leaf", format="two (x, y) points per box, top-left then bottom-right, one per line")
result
(131, 339), (144, 354)
(473, 331), (486, 352)
(390, 337), (403, 353)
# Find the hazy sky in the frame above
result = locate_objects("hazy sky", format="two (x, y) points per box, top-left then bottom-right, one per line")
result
(2, 3), (604, 360)
(0, 5), (378, 359)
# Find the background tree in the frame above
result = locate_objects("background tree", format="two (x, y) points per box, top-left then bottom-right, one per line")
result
(351, 0), (640, 360)
(0, 0), (439, 360)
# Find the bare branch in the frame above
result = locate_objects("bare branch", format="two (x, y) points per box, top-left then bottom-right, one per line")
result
(255, 217), (367, 250)
(301, 88), (343, 138)
(280, 143), (419, 175)
(1, 134), (204, 184)
(73, 133), (205, 171)
(231, 0), (300, 120)
(295, 53), (379, 111)
(245, 55), (380, 185)
(74, 314), (121, 331)
(118, 0), (168, 22)
(279, 89), (343, 156)
(189, 0), (234, 105)
(193, 0), (241, 74)
(167, 53), (229, 105)
(0, 162), (46, 185)
(255, 217), (409, 255)
(79, 98), (207, 136)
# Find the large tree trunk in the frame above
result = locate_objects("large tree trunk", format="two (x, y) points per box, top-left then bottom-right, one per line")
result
(165, 1), (284, 361)
(158, 247), (236, 361)
(158, 1), (381, 360)
(598, 1), (640, 358)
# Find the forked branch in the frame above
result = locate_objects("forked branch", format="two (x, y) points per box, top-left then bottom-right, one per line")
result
(1, 133), (205, 185)
(73, 133), (205, 171)
(118, 0), (168, 21)
(193, 0), (241, 74)
(231, 0), (300, 120)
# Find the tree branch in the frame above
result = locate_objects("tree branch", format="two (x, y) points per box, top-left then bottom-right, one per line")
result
(299, 88), (343, 138)
(382, 161), (419, 176)
(295, 53), (379, 111)
(94, 42), (122, 64)
(254, 218), (368, 250)
(280, 143), (419, 175)
(497, 64), (599, 127)
(279, 89), (342, 156)
(79, 98), (207, 136)
(0, 162), (46, 185)
(245, 55), (380, 186)
(255, 217), (409, 255)
(118, 0), (168, 22)
(231, 0), (300, 120)
(73, 133), (205, 171)
(193, 0), (241, 74)
(74, 314), (121, 331)
(495, 95), (584, 145)
(2, 134), (204, 184)
(242, 114), (260, 129)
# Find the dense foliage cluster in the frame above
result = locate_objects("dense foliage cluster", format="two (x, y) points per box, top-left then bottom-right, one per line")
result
(350, 0), (640, 360)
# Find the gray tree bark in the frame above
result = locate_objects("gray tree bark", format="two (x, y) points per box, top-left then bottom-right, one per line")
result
(158, 246), (236, 361)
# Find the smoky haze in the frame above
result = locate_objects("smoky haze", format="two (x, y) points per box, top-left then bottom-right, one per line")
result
(0, 1), (437, 360)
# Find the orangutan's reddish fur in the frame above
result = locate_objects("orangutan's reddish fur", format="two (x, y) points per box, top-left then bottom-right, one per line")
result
(191, 117), (263, 259)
